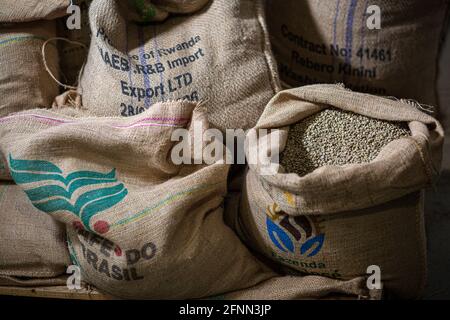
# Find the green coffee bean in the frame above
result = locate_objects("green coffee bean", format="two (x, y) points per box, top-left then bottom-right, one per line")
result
(280, 108), (410, 176)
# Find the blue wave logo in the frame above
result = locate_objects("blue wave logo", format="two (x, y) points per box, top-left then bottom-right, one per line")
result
(266, 204), (324, 257)
(9, 154), (127, 234)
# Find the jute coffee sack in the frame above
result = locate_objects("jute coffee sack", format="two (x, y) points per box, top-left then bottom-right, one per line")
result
(0, 0), (70, 23)
(265, 0), (449, 105)
(56, 0), (210, 85)
(0, 20), (60, 116)
(237, 84), (444, 299)
(78, 0), (279, 131)
(0, 102), (275, 299)
(0, 183), (70, 282)
(223, 189), (381, 300)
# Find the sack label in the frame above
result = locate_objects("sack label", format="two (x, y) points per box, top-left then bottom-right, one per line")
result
(74, 228), (157, 281)
(263, 202), (342, 279)
(96, 27), (205, 116)
(274, 23), (394, 95)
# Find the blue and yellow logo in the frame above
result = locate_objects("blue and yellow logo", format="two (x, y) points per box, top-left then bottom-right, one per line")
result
(265, 203), (325, 257)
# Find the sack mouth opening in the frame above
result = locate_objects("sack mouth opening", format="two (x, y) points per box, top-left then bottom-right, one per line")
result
(246, 85), (443, 214)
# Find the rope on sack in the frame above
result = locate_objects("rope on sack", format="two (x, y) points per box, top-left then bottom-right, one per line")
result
(41, 37), (87, 90)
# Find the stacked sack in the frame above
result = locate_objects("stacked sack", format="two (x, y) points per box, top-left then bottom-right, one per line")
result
(0, 20), (60, 116)
(232, 84), (444, 299)
(2, 0), (444, 300)
(0, 184), (70, 286)
(0, 0), (70, 23)
(55, 0), (212, 89)
(75, 0), (280, 131)
(265, 0), (450, 106)
(0, 0), (70, 285)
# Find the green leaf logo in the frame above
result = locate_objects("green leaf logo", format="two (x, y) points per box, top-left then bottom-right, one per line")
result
(9, 154), (127, 234)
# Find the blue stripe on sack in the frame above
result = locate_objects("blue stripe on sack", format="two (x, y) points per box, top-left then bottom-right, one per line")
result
(125, 22), (135, 106)
(153, 26), (165, 102)
(333, 0), (341, 51)
(138, 26), (152, 108)
(0, 35), (43, 46)
(332, 0), (341, 82)
(345, 0), (358, 64)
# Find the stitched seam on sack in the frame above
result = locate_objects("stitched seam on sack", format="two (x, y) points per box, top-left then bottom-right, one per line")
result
(255, 0), (282, 93)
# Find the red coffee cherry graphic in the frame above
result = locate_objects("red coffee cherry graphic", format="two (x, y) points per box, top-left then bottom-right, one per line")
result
(93, 220), (110, 234)
(72, 221), (84, 231)
(114, 246), (122, 257)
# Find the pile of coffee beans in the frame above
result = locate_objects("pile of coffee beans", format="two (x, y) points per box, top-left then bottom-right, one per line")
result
(280, 108), (410, 176)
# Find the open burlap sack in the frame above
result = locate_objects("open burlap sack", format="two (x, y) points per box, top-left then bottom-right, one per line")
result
(235, 84), (444, 299)
(0, 0), (70, 23)
(0, 183), (70, 282)
(77, 0), (280, 131)
(265, 0), (450, 105)
(0, 20), (60, 116)
(0, 101), (279, 299)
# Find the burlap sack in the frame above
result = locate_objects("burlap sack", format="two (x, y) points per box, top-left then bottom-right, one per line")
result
(77, 0), (280, 131)
(56, 0), (211, 86)
(223, 192), (383, 300)
(0, 0), (70, 23)
(0, 101), (278, 299)
(0, 20), (60, 116)
(0, 183), (70, 281)
(236, 84), (444, 299)
(265, 0), (450, 105)
(0, 275), (68, 287)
